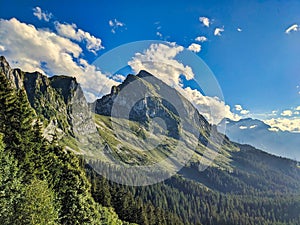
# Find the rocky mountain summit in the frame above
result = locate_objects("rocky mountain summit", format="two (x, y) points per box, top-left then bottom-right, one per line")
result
(0, 56), (97, 142)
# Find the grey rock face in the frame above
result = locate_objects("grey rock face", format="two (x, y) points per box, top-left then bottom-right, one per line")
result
(94, 70), (213, 141)
(0, 56), (97, 143)
(0, 56), (24, 89)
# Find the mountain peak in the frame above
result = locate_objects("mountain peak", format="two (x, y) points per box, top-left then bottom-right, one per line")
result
(136, 70), (154, 78)
(0, 55), (11, 75)
(0, 55), (8, 63)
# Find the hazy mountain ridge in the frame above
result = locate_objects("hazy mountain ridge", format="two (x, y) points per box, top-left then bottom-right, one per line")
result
(223, 117), (300, 161)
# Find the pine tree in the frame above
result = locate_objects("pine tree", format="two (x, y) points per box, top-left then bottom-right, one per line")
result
(46, 145), (102, 225)
(18, 178), (58, 225)
(31, 120), (49, 179)
(0, 72), (36, 181)
(0, 71), (17, 134)
(0, 133), (23, 225)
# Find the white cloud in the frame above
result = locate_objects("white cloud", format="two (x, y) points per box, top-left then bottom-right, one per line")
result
(296, 106), (300, 111)
(199, 17), (210, 27)
(156, 31), (162, 38)
(187, 43), (201, 53)
(111, 74), (126, 82)
(249, 125), (257, 129)
(182, 87), (240, 124)
(285, 24), (299, 34)
(108, 18), (125, 34)
(281, 110), (293, 117)
(235, 104), (243, 111)
(272, 110), (278, 115)
(128, 42), (194, 87)
(0, 45), (5, 51)
(235, 104), (249, 115)
(294, 111), (300, 115)
(239, 126), (247, 130)
(237, 28), (242, 32)
(240, 109), (249, 115)
(214, 27), (224, 36)
(33, 6), (53, 22)
(128, 43), (240, 124)
(54, 22), (103, 54)
(195, 36), (207, 42)
(264, 118), (300, 133)
(0, 18), (118, 102)
(268, 127), (279, 132)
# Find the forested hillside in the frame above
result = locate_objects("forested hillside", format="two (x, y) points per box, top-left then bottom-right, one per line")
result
(1, 56), (300, 225)
(0, 59), (135, 225)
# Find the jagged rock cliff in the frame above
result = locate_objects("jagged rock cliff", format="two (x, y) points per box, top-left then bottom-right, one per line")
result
(0, 56), (97, 143)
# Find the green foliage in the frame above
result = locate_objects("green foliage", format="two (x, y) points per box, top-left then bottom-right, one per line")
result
(0, 133), (23, 225)
(2, 58), (300, 225)
(23, 72), (71, 134)
(0, 74), (36, 181)
(87, 153), (300, 225)
(45, 145), (102, 225)
(0, 69), (133, 225)
(18, 179), (58, 225)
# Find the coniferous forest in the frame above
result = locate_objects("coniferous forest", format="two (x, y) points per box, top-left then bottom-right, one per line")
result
(1, 57), (300, 225)
(0, 66), (135, 225)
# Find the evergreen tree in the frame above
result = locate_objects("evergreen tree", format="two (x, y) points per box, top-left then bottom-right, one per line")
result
(0, 133), (23, 225)
(0, 72), (36, 180)
(46, 145), (102, 225)
(17, 178), (58, 225)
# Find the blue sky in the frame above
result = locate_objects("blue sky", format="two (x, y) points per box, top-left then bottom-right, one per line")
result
(0, 0), (300, 131)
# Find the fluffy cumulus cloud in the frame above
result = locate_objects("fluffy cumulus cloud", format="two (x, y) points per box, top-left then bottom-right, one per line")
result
(128, 42), (194, 87)
(199, 17), (210, 27)
(235, 104), (243, 111)
(240, 109), (249, 115)
(235, 104), (249, 115)
(285, 24), (299, 34)
(0, 18), (118, 102)
(264, 118), (300, 133)
(128, 43), (240, 124)
(33, 6), (52, 22)
(281, 110), (293, 117)
(237, 28), (242, 32)
(187, 43), (201, 53)
(249, 125), (257, 129)
(195, 36), (207, 42)
(296, 106), (300, 111)
(239, 126), (247, 130)
(181, 87), (240, 124)
(214, 27), (224, 36)
(108, 18), (125, 34)
(54, 22), (103, 54)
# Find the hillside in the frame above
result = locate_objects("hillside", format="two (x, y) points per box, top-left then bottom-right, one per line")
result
(1, 56), (300, 224)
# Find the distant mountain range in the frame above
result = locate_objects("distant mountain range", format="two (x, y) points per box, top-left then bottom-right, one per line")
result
(223, 118), (300, 161)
